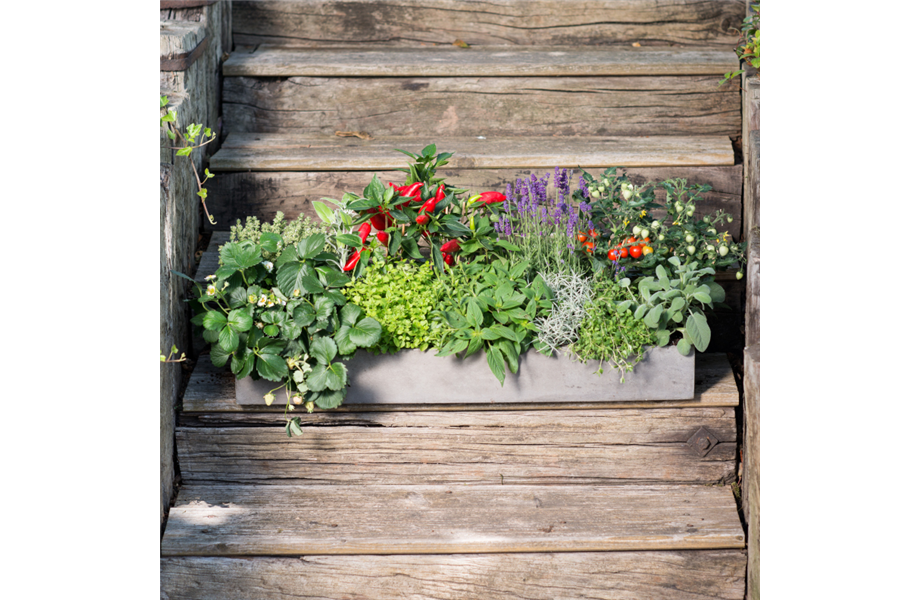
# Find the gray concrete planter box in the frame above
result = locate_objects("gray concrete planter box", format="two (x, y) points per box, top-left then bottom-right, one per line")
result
(235, 345), (694, 405)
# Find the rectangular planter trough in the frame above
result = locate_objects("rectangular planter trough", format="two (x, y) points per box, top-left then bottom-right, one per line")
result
(235, 346), (694, 405)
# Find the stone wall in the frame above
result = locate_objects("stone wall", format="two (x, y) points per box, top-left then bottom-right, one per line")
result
(159, 0), (230, 528)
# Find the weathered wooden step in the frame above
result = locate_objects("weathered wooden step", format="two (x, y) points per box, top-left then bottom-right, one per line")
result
(225, 46), (738, 77)
(177, 407), (736, 485)
(162, 550), (746, 599)
(223, 74), (740, 137)
(209, 134), (735, 172)
(161, 483), (745, 556)
(232, 0), (744, 48)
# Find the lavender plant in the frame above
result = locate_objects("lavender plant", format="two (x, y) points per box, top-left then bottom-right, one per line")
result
(495, 167), (594, 274)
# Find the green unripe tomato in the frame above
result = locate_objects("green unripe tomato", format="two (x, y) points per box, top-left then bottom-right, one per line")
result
(675, 203), (684, 213)
(685, 234), (694, 243)
(719, 245), (729, 256)
(640, 228), (649, 239)
(703, 216), (711, 224)
(633, 225), (642, 236)
(622, 188), (633, 200)
(651, 220), (660, 228)
(736, 271), (744, 280)
(706, 244), (715, 253)
(727, 215), (734, 223)
(603, 178), (611, 186)
(591, 190), (600, 198)
(686, 245), (696, 255)
(707, 228), (717, 235)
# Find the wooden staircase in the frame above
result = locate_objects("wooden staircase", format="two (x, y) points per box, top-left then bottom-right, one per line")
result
(161, 1), (749, 597)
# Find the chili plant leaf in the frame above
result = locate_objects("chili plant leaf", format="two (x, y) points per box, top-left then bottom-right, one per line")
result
(498, 339), (519, 374)
(336, 233), (362, 248)
(466, 332), (484, 356)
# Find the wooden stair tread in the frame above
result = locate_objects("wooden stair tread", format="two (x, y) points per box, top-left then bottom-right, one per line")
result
(176, 407), (736, 485)
(162, 551), (746, 599)
(224, 45), (739, 77)
(209, 134), (736, 172)
(161, 483), (745, 556)
(231, 0), (744, 49)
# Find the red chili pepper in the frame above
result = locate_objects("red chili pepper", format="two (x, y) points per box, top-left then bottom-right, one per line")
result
(416, 213), (430, 225)
(442, 252), (454, 266)
(435, 184), (445, 203)
(440, 239), (460, 254)
(343, 249), (363, 272)
(404, 182), (423, 198)
(421, 198), (437, 213)
(376, 231), (389, 244)
(369, 212), (387, 230)
(357, 222), (371, 244)
(478, 191), (506, 204)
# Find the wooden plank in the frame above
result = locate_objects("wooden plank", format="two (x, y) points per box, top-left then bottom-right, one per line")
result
(224, 46), (739, 77)
(182, 352), (739, 413)
(204, 165), (743, 238)
(161, 483), (745, 555)
(162, 550), (747, 599)
(176, 408), (736, 485)
(743, 343), (760, 600)
(232, 0), (745, 48)
(210, 134), (735, 172)
(222, 75), (742, 137)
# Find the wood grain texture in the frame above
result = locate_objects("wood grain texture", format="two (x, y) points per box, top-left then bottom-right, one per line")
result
(176, 408), (736, 485)
(224, 46), (739, 77)
(161, 483), (746, 555)
(232, 0), (745, 48)
(210, 134), (736, 172)
(743, 343), (760, 600)
(204, 165), (742, 238)
(161, 550), (746, 599)
(182, 351), (738, 413)
(222, 75), (741, 137)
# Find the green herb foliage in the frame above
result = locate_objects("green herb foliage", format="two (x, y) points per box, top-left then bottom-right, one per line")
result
(720, 2), (760, 85)
(344, 260), (444, 353)
(432, 257), (554, 385)
(615, 257), (725, 355)
(160, 95), (217, 224)
(229, 212), (331, 262)
(571, 278), (655, 381)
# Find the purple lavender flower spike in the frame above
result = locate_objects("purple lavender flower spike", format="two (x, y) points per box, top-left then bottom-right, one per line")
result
(588, 219), (594, 230)
(579, 176), (590, 199)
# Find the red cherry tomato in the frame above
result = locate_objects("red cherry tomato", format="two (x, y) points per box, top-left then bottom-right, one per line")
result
(589, 229), (598, 238)
(619, 247), (629, 259)
(607, 248), (618, 261)
(629, 244), (643, 259)
(583, 242), (595, 253)
(577, 232), (588, 244)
